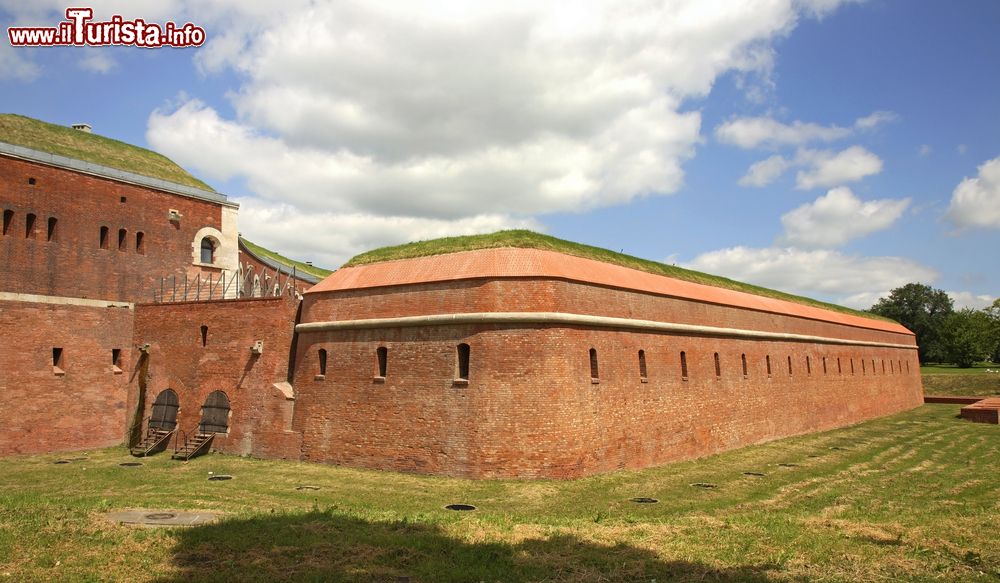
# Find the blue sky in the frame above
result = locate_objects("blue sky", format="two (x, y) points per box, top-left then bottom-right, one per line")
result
(2, 1), (998, 310)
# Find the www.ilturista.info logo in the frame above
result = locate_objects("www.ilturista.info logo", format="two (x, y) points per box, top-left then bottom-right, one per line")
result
(8, 8), (205, 48)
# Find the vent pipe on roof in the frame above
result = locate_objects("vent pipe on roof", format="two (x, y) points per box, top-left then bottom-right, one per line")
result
(71, 123), (92, 133)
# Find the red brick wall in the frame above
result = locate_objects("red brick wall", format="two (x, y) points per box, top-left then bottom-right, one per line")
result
(0, 155), (228, 303)
(294, 278), (923, 478)
(302, 278), (914, 347)
(129, 297), (302, 459)
(0, 301), (134, 455)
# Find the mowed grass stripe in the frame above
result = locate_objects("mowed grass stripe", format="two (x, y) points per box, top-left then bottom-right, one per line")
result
(0, 404), (997, 582)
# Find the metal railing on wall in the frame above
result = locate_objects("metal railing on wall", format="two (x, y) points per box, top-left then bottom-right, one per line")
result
(151, 263), (305, 303)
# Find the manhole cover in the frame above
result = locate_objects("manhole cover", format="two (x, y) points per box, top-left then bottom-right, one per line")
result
(53, 460), (71, 465)
(743, 472), (766, 477)
(830, 446), (847, 451)
(630, 497), (658, 504)
(778, 463), (799, 468)
(144, 513), (177, 520)
(119, 462), (143, 467)
(445, 504), (476, 511)
(295, 485), (320, 491)
(690, 483), (717, 489)
(207, 475), (232, 481)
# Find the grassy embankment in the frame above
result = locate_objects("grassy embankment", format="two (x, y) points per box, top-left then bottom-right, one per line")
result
(922, 362), (1000, 397)
(1, 405), (997, 582)
(0, 114), (213, 191)
(344, 230), (896, 323)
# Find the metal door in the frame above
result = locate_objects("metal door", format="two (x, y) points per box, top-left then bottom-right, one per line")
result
(199, 391), (230, 434)
(149, 390), (179, 430)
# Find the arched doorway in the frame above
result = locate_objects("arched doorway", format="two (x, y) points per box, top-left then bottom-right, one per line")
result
(149, 390), (179, 430)
(199, 391), (231, 434)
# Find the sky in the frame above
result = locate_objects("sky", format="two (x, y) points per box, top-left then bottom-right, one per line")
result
(2, 0), (998, 311)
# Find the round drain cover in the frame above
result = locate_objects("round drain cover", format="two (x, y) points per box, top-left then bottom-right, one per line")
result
(53, 460), (71, 465)
(743, 472), (766, 477)
(144, 513), (176, 520)
(208, 475), (233, 481)
(295, 485), (320, 491)
(778, 463), (799, 468)
(119, 462), (143, 467)
(445, 504), (476, 511)
(690, 482), (717, 489)
(630, 497), (658, 504)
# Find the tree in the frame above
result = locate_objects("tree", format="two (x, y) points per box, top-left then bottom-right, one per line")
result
(940, 309), (994, 367)
(869, 283), (953, 363)
(985, 298), (1000, 362)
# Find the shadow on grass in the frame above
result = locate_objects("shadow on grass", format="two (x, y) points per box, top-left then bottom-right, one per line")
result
(154, 510), (792, 583)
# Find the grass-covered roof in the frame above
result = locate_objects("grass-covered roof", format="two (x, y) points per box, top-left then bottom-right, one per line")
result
(0, 113), (213, 191)
(240, 238), (333, 279)
(345, 230), (889, 321)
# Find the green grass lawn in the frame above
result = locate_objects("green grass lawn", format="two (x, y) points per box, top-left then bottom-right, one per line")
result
(1, 404), (997, 582)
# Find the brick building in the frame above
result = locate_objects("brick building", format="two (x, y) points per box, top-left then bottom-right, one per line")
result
(0, 114), (923, 477)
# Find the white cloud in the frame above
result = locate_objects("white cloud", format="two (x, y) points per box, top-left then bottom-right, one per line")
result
(738, 145), (884, 189)
(853, 110), (897, 130)
(236, 199), (542, 268)
(946, 154), (1000, 230)
(778, 187), (910, 247)
(794, 145), (883, 189)
(715, 117), (850, 149)
(715, 110), (895, 149)
(683, 246), (938, 308)
(78, 50), (117, 74)
(0, 43), (40, 81)
(738, 154), (793, 186)
(918, 144), (932, 157)
(947, 291), (997, 311)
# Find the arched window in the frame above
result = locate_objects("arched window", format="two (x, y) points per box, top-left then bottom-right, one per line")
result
(741, 353), (748, 377)
(200, 325), (208, 347)
(376, 346), (388, 378)
(714, 352), (721, 378)
(806, 356), (812, 375)
(46, 217), (57, 242)
(25, 213), (36, 238)
(589, 348), (599, 380)
(787, 355), (793, 375)
(135, 231), (145, 254)
(837, 357), (842, 374)
(100, 226), (109, 249)
(200, 237), (215, 264)
(457, 343), (470, 381)
(823, 357), (827, 374)
(318, 348), (327, 377)
(2, 210), (12, 236)
(680, 351), (688, 379)
(766, 354), (772, 377)
(637, 350), (647, 380)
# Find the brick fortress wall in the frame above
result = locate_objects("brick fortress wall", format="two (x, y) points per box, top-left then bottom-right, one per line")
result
(129, 297), (302, 459)
(0, 154), (233, 303)
(294, 273), (923, 479)
(0, 300), (134, 455)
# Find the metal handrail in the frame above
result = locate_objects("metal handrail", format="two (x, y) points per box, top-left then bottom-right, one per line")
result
(125, 415), (150, 449)
(173, 424), (215, 458)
